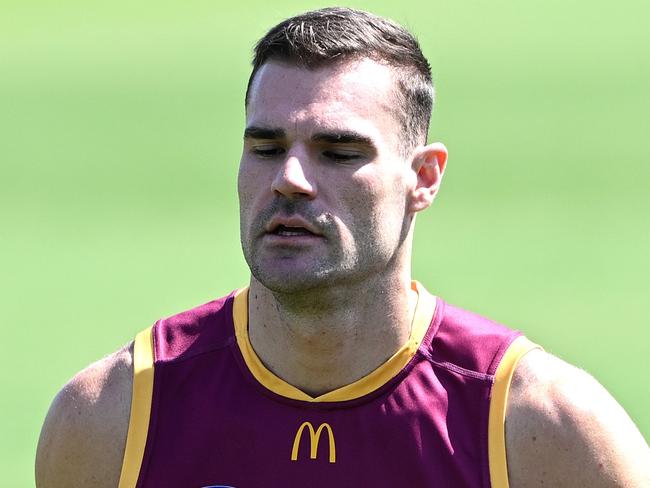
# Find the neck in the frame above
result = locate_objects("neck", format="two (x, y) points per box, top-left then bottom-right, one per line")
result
(247, 270), (417, 397)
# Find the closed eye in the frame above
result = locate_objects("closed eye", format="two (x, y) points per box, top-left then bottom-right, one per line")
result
(322, 150), (362, 163)
(252, 146), (285, 158)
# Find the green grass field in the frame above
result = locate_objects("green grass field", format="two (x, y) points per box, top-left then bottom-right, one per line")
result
(1, 1), (648, 485)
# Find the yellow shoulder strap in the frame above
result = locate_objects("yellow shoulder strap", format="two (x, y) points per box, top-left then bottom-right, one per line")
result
(118, 326), (155, 488)
(488, 336), (541, 488)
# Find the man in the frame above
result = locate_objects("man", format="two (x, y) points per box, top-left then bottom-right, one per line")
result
(36, 7), (649, 488)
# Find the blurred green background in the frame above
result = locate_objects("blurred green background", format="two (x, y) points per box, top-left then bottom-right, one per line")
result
(1, 0), (648, 485)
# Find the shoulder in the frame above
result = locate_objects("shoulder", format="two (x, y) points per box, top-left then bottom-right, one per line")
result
(431, 299), (520, 374)
(505, 348), (650, 487)
(155, 292), (238, 362)
(36, 344), (133, 488)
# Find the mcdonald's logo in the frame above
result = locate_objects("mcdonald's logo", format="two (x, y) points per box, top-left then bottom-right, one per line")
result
(290, 421), (336, 463)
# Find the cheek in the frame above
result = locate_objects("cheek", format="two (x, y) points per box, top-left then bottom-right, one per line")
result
(237, 174), (251, 212)
(351, 168), (407, 214)
(238, 160), (269, 212)
(337, 174), (400, 233)
(237, 164), (262, 240)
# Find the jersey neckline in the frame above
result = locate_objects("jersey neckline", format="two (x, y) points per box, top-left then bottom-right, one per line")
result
(232, 280), (437, 403)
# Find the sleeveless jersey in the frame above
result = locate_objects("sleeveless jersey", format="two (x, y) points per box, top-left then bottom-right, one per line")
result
(118, 281), (538, 488)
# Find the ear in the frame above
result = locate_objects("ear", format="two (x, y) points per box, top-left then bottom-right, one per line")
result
(409, 142), (448, 213)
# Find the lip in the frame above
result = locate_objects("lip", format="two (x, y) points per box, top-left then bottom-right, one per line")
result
(262, 232), (323, 246)
(265, 215), (323, 236)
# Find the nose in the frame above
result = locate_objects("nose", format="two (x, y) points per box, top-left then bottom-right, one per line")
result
(271, 154), (316, 199)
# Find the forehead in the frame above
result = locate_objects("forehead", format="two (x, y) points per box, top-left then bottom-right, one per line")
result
(246, 59), (401, 145)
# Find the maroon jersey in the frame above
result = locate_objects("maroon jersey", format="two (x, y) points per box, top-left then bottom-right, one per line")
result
(118, 282), (537, 488)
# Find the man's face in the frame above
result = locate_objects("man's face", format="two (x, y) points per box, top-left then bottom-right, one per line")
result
(238, 58), (418, 293)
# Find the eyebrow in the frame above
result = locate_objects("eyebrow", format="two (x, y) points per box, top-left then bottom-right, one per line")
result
(244, 126), (374, 147)
(244, 126), (286, 140)
(311, 131), (374, 147)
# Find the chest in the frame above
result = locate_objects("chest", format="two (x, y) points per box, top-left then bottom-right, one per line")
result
(137, 356), (493, 488)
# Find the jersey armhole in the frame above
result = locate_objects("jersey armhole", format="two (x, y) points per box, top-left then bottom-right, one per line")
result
(488, 335), (541, 488)
(118, 326), (155, 488)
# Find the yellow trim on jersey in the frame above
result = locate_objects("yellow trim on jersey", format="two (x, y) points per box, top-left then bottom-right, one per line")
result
(118, 326), (155, 488)
(488, 335), (541, 488)
(232, 281), (436, 402)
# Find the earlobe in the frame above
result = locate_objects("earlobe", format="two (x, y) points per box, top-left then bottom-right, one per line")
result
(410, 142), (448, 213)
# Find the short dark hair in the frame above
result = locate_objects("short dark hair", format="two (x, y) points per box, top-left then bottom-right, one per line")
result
(245, 7), (434, 155)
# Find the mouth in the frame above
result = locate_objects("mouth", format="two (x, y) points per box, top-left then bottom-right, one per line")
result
(264, 216), (324, 241)
(270, 224), (317, 237)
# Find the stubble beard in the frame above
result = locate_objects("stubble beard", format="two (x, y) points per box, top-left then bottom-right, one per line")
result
(240, 197), (349, 295)
(244, 231), (356, 296)
(240, 197), (411, 302)
(243, 224), (404, 304)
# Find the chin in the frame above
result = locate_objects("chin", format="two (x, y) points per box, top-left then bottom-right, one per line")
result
(250, 262), (351, 294)
(254, 271), (329, 294)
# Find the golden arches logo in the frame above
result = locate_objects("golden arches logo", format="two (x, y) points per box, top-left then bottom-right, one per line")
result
(290, 422), (336, 463)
